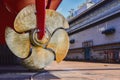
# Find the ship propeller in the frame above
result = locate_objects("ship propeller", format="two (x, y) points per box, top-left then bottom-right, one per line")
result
(5, 4), (69, 70)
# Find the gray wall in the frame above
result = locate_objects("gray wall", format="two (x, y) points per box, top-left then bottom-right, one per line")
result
(69, 16), (120, 49)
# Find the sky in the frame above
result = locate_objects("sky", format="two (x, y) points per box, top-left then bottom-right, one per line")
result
(57, 0), (86, 18)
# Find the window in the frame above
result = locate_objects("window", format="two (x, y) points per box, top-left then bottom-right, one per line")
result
(82, 40), (93, 47)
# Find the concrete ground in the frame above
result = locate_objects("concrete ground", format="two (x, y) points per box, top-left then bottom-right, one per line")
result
(0, 61), (120, 80)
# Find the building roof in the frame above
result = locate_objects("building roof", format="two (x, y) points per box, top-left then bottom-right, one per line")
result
(68, 0), (106, 24)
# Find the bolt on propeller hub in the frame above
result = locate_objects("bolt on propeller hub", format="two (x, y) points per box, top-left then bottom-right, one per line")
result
(29, 28), (51, 47)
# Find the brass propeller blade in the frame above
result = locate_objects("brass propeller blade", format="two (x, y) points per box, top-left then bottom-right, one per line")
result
(5, 27), (30, 58)
(46, 9), (69, 34)
(14, 4), (36, 32)
(47, 29), (69, 63)
(22, 46), (54, 70)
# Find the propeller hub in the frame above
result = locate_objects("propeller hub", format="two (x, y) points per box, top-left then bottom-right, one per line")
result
(29, 28), (51, 47)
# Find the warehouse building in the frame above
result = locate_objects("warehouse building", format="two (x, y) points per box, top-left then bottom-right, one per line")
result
(67, 0), (120, 63)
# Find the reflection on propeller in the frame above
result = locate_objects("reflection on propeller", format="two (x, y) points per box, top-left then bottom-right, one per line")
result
(5, 4), (69, 70)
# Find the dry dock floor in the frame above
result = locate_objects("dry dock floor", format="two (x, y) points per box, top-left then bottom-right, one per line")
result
(0, 61), (120, 80)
